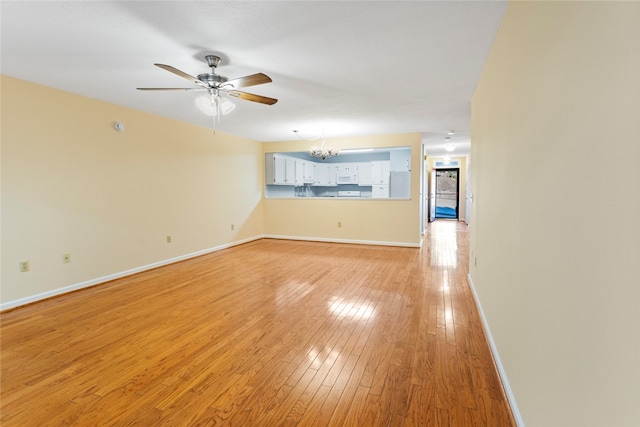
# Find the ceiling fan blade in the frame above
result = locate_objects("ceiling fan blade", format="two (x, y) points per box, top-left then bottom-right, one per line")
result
(137, 87), (207, 91)
(225, 73), (272, 89)
(227, 90), (278, 105)
(154, 63), (208, 88)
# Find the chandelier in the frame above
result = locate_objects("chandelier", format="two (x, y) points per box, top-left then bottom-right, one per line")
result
(309, 139), (340, 160)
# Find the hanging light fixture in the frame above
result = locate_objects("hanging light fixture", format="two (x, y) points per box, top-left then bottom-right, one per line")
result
(309, 139), (340, 160)
(293, 129), (340, 160)
(444, 135), (455, 152)
(195, 90), (236, 133)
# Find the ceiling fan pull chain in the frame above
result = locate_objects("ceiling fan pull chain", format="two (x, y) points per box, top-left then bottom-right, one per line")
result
(207, 92), (220, 135)
(216, 95), (221, 133)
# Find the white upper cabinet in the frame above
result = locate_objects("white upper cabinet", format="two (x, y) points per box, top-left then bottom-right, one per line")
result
(285, 156), (296, 185)
(303, 161), (315, 184)
(357, 162), (373, 186)
(266, 153), (297, 185)
(390, 149), (411, 171)
(268, 154), (286, 185)
(314, 163), (337, 186)
(295, 159), (305, 186)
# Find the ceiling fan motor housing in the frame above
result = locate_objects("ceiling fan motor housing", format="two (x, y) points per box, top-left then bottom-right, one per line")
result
(197, 73), (228, 86)
(198, 55), (228, 87)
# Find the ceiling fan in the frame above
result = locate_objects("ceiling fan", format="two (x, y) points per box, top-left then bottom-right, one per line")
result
(137, 54), (277, 119)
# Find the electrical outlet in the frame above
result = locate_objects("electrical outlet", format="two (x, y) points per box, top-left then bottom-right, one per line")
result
(337, 221), (342, 228)
(20, 261), (30, 272)
(166, 236), (172, 243)
(231, 224), (235, 231)
(63, 253), (71, 264)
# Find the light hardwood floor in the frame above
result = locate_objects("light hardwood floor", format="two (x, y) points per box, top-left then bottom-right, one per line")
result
(1, 221), (515, 426)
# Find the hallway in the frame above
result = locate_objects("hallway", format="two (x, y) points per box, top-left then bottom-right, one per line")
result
(1, 221), (514, 426)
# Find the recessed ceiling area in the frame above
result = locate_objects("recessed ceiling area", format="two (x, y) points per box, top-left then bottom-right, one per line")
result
(0, 1), (507, 157)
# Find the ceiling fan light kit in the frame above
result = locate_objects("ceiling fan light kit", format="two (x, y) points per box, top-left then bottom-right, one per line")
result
(137, 53), (277, 130)
(195, 95), (235, 117)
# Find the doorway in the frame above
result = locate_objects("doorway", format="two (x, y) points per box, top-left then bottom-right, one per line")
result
(434, 168), (459, 220)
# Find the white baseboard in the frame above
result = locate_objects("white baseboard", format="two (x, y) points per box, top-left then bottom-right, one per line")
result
(467, 274), (525, 427)
(0, 236), (262, 311)
(262, 234), (422, 248)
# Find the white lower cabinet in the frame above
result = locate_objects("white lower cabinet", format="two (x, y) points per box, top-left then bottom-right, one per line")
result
(372, 184), (389, 198)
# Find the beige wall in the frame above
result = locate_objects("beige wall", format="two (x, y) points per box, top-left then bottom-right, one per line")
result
(470, 2), (639, 426)
(263, 133), (422, 246)
(1, 76), (265, 307)
(1, 78), (424, 308)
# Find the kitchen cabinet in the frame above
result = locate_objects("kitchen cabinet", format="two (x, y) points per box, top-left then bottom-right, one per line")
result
(357, 162), (373, 186)
(372, 184), (389, 198)
(286, 157), (296, 184)
(302, 161), (315, 184)
(314, 163), (337, 186)
(371, 161), (390, 184)
(336, 163), (359, 184)
(266, 149), (409, 198)
(295, 159), (304, 186)
(390, 149), (411, 171)
(294, 159), (315, 186)
(266, 153), (296, 185)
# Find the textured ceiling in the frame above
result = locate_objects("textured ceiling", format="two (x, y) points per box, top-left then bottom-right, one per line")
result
(1, 1), (506, 156)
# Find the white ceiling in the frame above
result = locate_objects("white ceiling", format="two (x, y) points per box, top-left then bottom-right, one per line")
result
(0, 1), (506, 157)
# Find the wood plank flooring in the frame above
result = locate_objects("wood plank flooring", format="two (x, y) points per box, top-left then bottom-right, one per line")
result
(1, 221), (515, 426)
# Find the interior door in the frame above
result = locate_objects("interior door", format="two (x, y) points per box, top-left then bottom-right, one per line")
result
(420, 149), (426, 234)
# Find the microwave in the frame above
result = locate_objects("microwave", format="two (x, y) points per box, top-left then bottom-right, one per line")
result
(336, 174), (357, 184)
